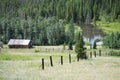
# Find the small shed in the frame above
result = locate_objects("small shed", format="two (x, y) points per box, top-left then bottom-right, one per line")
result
(8, 39), (32, 48)
(0, 41), (3, 48)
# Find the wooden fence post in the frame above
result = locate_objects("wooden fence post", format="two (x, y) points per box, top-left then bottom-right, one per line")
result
(61, 56), (63, 65)
(99, 50), (101, 56)
(90, 52), (92, 58)
(50, 56), (53, 67)
(94, 51), (96, 57)
(42, 58), (44, 70)
(69, 54), (71, 63)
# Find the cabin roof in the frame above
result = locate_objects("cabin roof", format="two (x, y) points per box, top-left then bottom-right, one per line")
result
(8, 39), (31, 45)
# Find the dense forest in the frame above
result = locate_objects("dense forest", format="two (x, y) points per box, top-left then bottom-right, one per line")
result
(0, 0), (120, 45)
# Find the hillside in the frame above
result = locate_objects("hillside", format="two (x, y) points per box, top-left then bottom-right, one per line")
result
(0, 0), (120, 45)
(0, 0), (119, 22)
(0, 45), (120, 80)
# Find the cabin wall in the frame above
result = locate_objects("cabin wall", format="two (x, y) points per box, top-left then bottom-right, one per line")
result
(8, 41), (32, 48)
(8, 45), (29, 48)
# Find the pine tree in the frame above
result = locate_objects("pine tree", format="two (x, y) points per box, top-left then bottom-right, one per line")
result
(75, 32), (87, 61)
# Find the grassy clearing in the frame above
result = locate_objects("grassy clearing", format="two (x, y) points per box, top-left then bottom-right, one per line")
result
(96, 21), (120, 34)
(0, 46), (118, 61)
(0, 57), (120, 80)
(39, 57), (120, 80)
(0, 46), (76, 61)
(0, 46), (120, 80)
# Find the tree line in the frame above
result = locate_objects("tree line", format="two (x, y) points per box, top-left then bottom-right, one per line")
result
(0, 17), (74, 45)
(0, 0), (119, 22)
(0, 0), (120, 45)
(103, 32), (120, 49)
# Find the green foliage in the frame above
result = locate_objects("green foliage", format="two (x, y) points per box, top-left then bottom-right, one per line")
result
(35, 49), (40, 53)
(67, 19), (74, 50)
(109, 51), (120, 56)
(103, 32), (120, 49)
(75, 33), (87, 60)
(0, 54), (34, 60)
(0, 17), (66, 45)
(0, 0), (120, 45)
(68, 19), (74, 42)
(0, 0), (119, 23)
(96, 21), (120, 34)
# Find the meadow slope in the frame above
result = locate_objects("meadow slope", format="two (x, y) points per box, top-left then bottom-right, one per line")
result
(0, 46), (120, 80)
(0, 57), (120, 80)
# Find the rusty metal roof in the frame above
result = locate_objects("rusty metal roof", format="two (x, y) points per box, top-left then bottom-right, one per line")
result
(8, 39), (31, 45)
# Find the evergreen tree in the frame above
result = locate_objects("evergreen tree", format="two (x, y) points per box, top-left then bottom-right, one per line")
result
(0, 0), (120, 23)
(75, 32), (87, 61)
(0, 0), (120, 45)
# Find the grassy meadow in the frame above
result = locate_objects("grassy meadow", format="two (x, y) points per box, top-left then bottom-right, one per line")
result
(96, 21), (120, 34)
(0, 45), (120, 80)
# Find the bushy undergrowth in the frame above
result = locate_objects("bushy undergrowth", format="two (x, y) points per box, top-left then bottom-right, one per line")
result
(109, 51), (120, 56)
(35, 49), (40, 53)
(103, 32), (120, 49)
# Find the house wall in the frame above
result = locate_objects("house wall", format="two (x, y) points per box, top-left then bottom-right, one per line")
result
(9, 45), (29, 48)
(8, 41), (32, 48)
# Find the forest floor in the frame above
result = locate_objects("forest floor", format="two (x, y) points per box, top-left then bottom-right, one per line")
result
(0, 46), (120, 80)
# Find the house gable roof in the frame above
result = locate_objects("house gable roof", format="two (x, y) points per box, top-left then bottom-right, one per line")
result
(8, 39), (31, 45)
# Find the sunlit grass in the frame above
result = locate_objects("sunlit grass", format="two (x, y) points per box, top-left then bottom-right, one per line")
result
(0, 46), (77, 61)
(0, 57), (120, 80)
(0, 54), (33, 60)
(96, 21), (120, 34)
(0, 46), (120, 80)
(0, 45), (119, 61)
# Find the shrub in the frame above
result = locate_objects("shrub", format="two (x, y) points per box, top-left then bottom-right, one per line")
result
(103, 32), (120, 49)
(35, 49), (40, 53)
(109, 51), (120, 56)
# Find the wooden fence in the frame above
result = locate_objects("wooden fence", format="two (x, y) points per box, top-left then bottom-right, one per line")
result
(41, 50), (107, 70)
